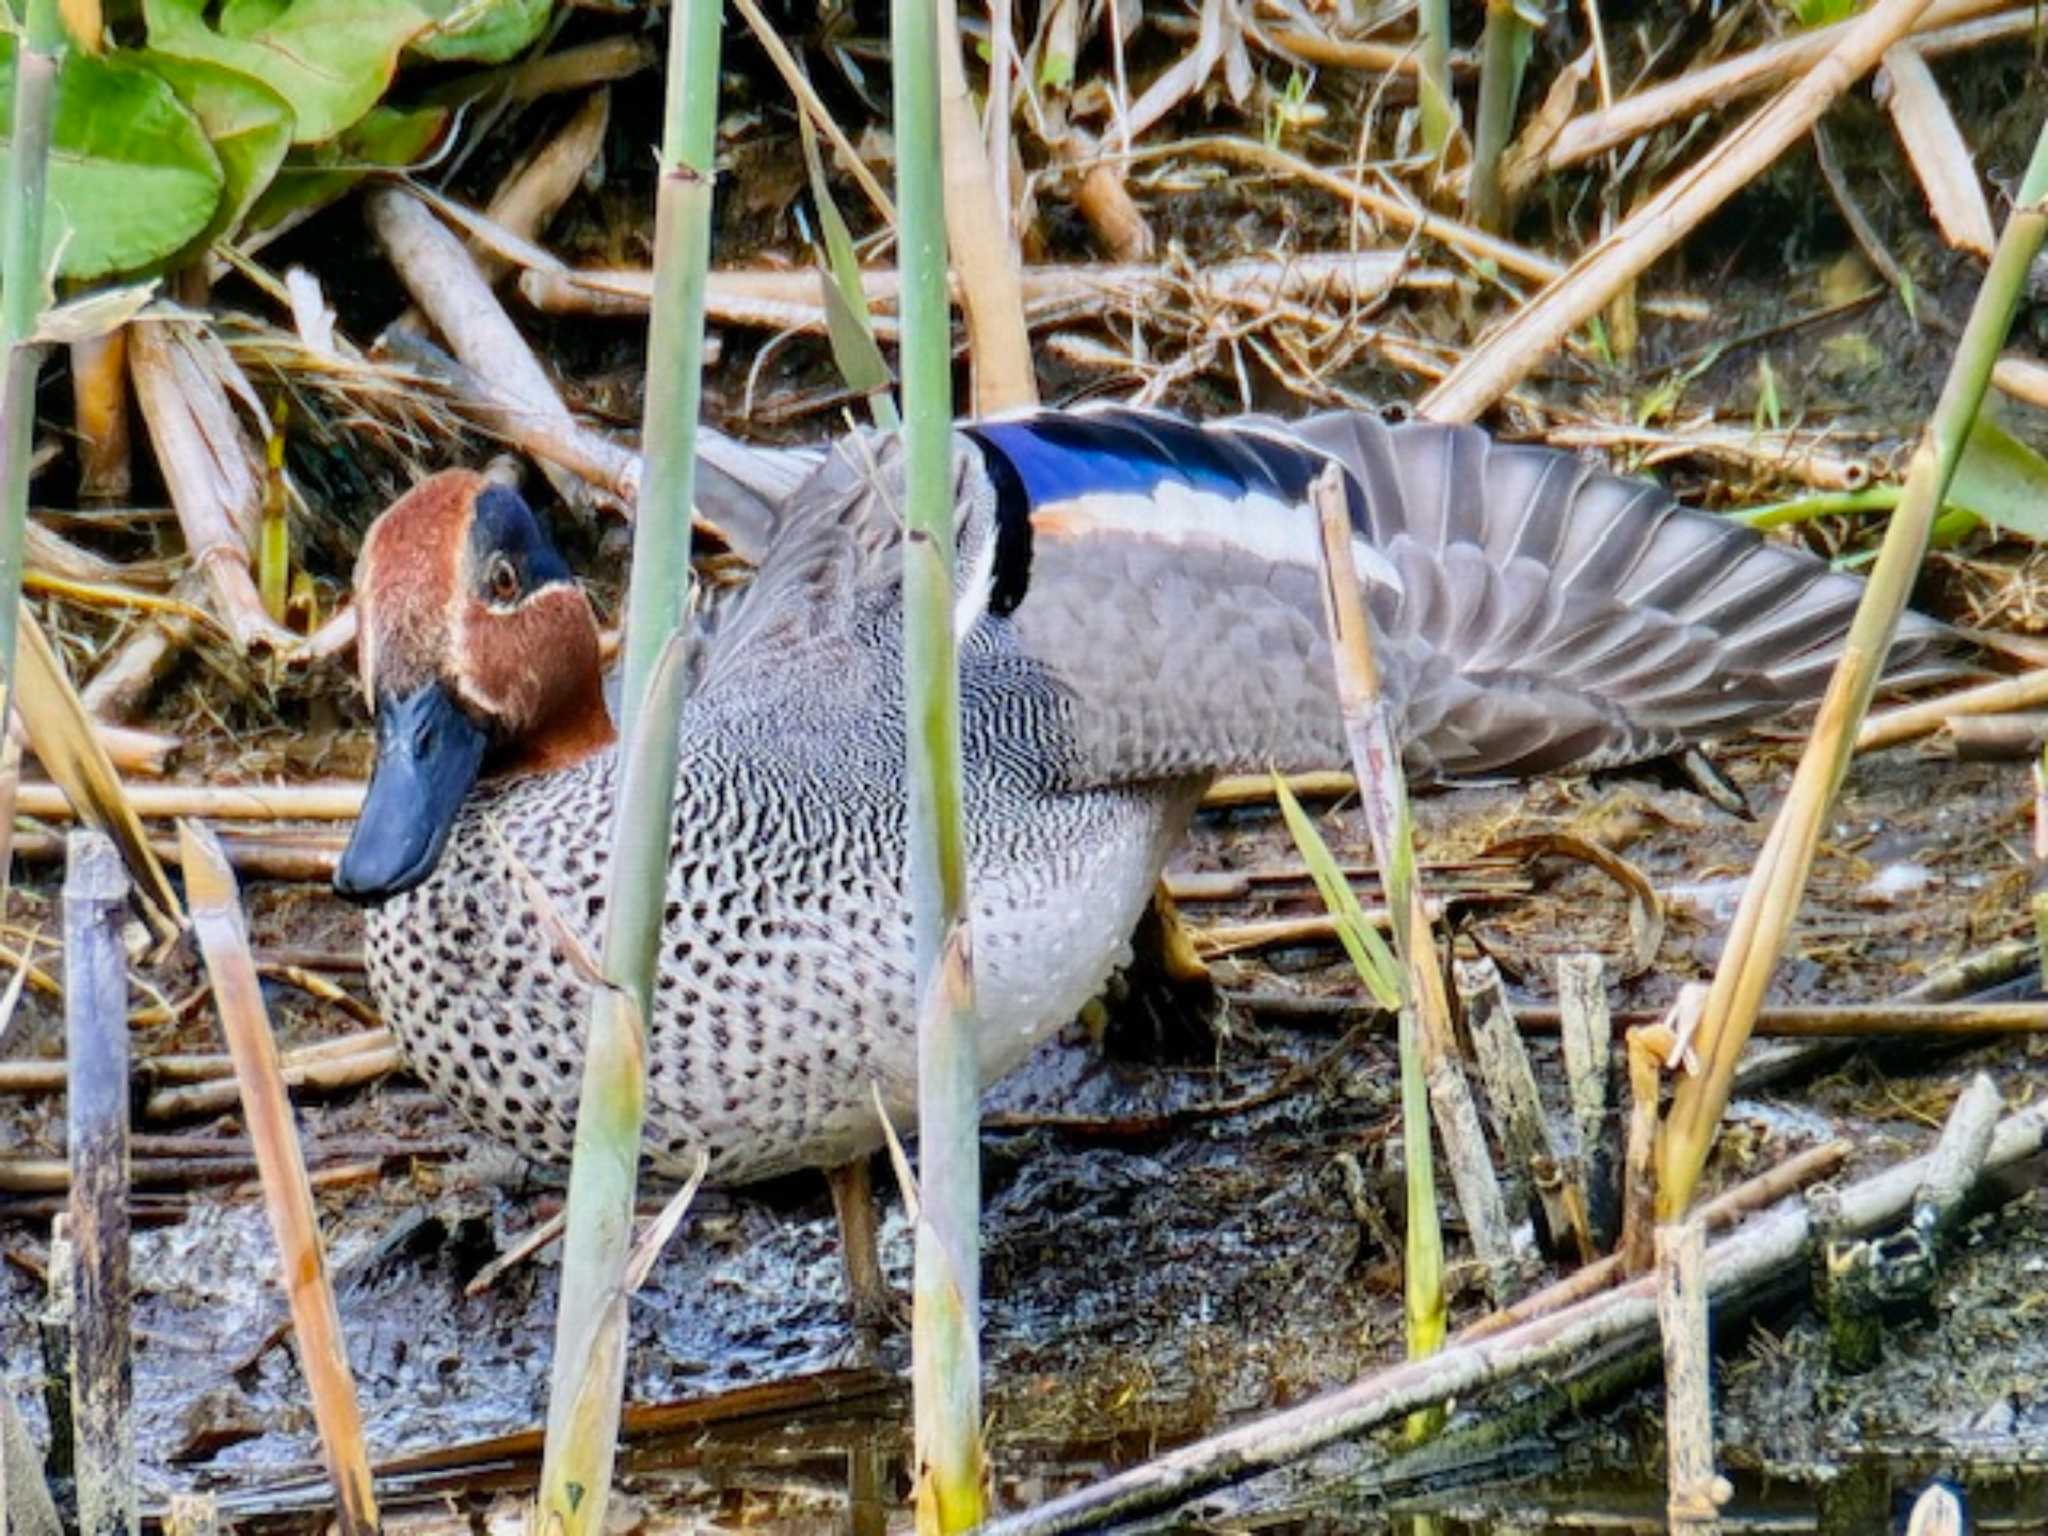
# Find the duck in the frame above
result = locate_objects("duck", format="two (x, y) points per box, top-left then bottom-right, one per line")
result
(334, 405), (1956, 1315)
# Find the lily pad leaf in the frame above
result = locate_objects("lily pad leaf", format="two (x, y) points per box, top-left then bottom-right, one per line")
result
(0, 37), (223, 280)
(137, 51), (293, 259)
(144, 0), (435, 144)
(412, 0), (552, 64)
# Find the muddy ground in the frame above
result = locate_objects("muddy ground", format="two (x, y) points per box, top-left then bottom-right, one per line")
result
(1, 737), (2045, 1530)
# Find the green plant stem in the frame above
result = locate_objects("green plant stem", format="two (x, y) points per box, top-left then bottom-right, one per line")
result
(1416, 0), (1457, 161)
(1658, 118), (2048, 1220)
(1468, 0), (1531, 233)
(535, 0), (719, 1528)
(896, 0), (984, 1518)
(0, 0), (64, 714)
(1738, 486), (1902, 528)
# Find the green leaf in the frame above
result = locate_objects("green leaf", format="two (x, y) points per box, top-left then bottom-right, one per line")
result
(0, 38), (223, 279)
(243, 102), (449, 235)
(144, 0), (435, 143)
(1271, 772), (1402, 1009)
(411, 0), (552, 63)
(1944, 414), (2048, 541)
(137, 51), (292, 258)
(799, 108), (896, 429)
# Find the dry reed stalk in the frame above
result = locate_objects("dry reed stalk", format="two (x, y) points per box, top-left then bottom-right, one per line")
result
(1944, 711), (2048, 759)
(1914, 1073), (2001, 1240)
(12, 609), (180, 935)
(70, 331), (131, 501)
(389, 89), (613, 348)
(1068, 147), (1155, 261)
(1424, 0), (1945, 425)
(13, 827), (338, 883)
(1192, 905), (1456, 956)
(143, 1039), (399, 1122)
(1460, 1138), (1851, 1342)
(1540, 422), (1877, 491)
(127, 324), (295, 653)
(179, 820), (376, 1534)
(1860, 667), (2048, 750)
(980, 1107), (2040, 1536)
(1254, 24), (1435, 75)
(937, 0), (1034, 413)
(1617, 1024), (1671, 1275)
(12, 778), (362, 821)
(1204, 769), (1356, 806)
(1992, 351), (2048, 408)
(1877, 43), (1996, 257)
(1557, 954), (1613, 1245)
(15, 716), (175, 778)
(373, 330), (642, 509)
(1543, 0), (2013, 173)
(498, 35), (658, 102)
(368, 187), (605, 516)
(0, 1030), (395, 1102)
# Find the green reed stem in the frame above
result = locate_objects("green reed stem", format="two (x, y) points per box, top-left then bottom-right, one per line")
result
(536, 0), (719, 1528)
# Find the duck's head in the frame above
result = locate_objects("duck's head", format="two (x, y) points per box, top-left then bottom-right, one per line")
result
(335, 471), (615, 906)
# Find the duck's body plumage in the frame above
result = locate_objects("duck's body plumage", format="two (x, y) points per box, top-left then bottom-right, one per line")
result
(346, 407), (1958, 1185)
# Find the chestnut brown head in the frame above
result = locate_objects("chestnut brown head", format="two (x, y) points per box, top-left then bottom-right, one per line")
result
(336, 472), (614, 904)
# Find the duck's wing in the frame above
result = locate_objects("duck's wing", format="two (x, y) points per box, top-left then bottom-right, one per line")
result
(968, 407), (1965, 787)
(692, 427), (995, 691)
(693, 427), (830, 563)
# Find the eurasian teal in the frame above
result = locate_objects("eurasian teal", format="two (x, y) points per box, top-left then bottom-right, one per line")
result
(335, 408), (1955, 1303)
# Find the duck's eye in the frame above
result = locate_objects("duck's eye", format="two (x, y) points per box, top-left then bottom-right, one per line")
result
(486, 554), (520, 605)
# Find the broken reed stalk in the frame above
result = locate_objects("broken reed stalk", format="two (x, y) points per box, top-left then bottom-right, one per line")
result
(897, 0), (986, 1515)
(535, 0), (718, 1527)
(178, 821), (375, 1536)
(70, 331), (131, 502)
(1422, 0), (1945, 425)
(978, 1104), (2047, 1536)
(1656, 1218), (1726, 1532)
(1306, 467), (1456, 1404)
(1457, 958), (1590, 1262)
(0, 0), (61, 742)
(1657, 119), (2048, 1220)
(1556, 954), (1614, 1247)
(64, 832), (132, 1536)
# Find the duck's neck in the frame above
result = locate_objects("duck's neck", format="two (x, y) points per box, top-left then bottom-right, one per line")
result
(492, 692), (617, 779)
